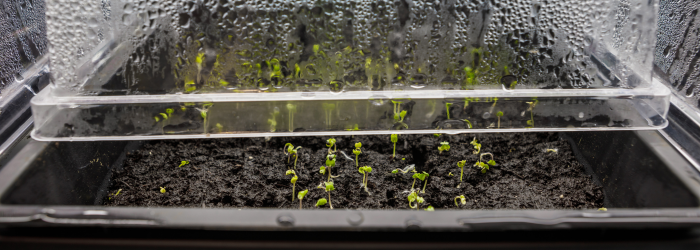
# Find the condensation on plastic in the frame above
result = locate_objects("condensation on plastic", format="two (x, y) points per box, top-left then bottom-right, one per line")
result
(33, 0), (669, 140)
(654, 0), (700, 109)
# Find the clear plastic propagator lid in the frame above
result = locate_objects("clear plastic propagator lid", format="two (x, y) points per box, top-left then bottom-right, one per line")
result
(32, 0), (668, 140)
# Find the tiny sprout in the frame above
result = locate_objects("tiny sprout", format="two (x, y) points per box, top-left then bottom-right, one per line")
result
(286, 170), (298, 201)
(319, 166), (326, 174)
(475, 152), (496, 173)
(297, 189), (309, 209)
(326, 138), (337, 154)
(216, 123), (224, 133)
(166, 108), (174, 115)
(353, 142), (362, 167)
(546, 148), (558, 153)
(407, 191), (425, 210)
(317, 181), (335, 209)
(457, 160), (466, 182)
(178, 161), (189, 168)
(391, 134), (399, 159)
(434, 134), (441, 137)
(475, 162), (490, 173)
(496, 111), (504, 128)
(399, 110), (407, 122)
(454, 195), (466, 206)
(160, 187), (166, 193)
(359, 166), (373, 192)
(325, 154), (337, 182)
(424, 206), (435, 211)
(470, 137), (482, 154)
(402, 158), (405, 161)
(391, 169), (399, 174)
(598, 207), (607, 211)
(438, 141), (451, 154)
(411, 172), (430, 193)
(448, 172), (454, 176)
(284, 143), (302, 169)
(316, 198), (328, 207)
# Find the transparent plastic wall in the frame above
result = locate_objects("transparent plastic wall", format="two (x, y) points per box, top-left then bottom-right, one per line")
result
(33, 0), (668, 140)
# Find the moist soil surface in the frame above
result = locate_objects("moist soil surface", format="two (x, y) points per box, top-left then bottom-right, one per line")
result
(105, 133), (605, 209)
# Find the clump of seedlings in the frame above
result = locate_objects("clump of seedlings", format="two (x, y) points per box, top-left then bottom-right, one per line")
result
(475, 153), (497, 173)
(407, 191), (425, 210)
(454, 195), (466, 207)
(391, 134), (398, 159)
(297, 189), (308, 209)
(317, 181), (335, 209)
(353, 142), (362, 167)
(326, 138), (337, 154)
(286, 170), (298, 201)
(358, 166), (373, 193)
(178, 161), (189, 168)
(284, 143), (302, 169)
(438, 141), (450, 154)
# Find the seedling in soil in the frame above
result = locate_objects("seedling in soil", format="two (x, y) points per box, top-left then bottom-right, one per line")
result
(454, 195), (466, 206)
(286, 103), (297, 132)
(315, 198), (328, 207)
(317, 181), (335, 209)
(475, 153), (497, 173)
(391, 134), (398, 159)
(457, 160), (466, 182)
(407, 191), (425, 210)
(284, 143), (302, 169)
(391, 164), (415, 174)
(286, 170), (298, 201)
(546, 148), (558, 153)
(411, 172), (429, 193)
(160, 187), (166, 193)
(324, 154), (337, 181)
(297, 189), (309, 209)
(178, 161), (189, 168)
(496, 111), (504, 128)
(326, 138), (337, 154)
(445, 102), (453, 119)
(353, 142), (362, 167)
(358, 166), (373, 193)
(424, 206), (435, 211)
(463, 119), (473, 129)
(470, 137), (482, 154)
(108, 189), (122, 200)
(433, 134), (441, 137)
(438, 141), (450, 154)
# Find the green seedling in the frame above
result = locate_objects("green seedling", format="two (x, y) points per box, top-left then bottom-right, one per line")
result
(475, 153), (496, 173)
(297, 189), (309, 209)
(319, 166), (326, 174)
(178, 161), (190, 168)
(324, 154), (337, 181)
(496, 111), (504, 128)
(317, 181), (335, 209)
(199, 103), (213, 134)
(326, 138), (337, 154)
(526, 100), (537, 127)
(463, 119), (473, 129)
(353, 142), (362, 167)
(286, 170), (298, 201)
(286, 103), (297, 132)
(445, 102), (453, 119)
(411, 171), (430, 193)
(424, 206), (435, 211)
(284, 143), (302, 169)
(216, 123), (224, 133)
(315, 198), (328, 207)
(448, 172), (454, 176)
(407, 191), (425, 210)
(433, 133), (441, 137)
(359, 166), (373, 193)
(546, 148), (558, 153)
(160, 187), (166, 193)
(457, 160), (466, 182)
(470, 137), (482, 154)
(391, 134), (398, 159)
(438, 141), (450, 154)
(454, 195), (466, 206)
(267, 107), (280, 132)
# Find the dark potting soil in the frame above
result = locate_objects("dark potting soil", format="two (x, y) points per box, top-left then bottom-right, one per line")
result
(105, 133), (605, 209)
